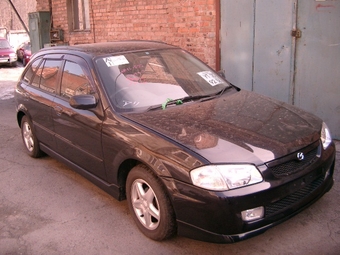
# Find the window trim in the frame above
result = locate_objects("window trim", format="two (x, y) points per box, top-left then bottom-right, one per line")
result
(56, 55), (98, 102)
(24, 57), (63, 96)
(67, 0), (91, 32)
(37, 59), (63, 95)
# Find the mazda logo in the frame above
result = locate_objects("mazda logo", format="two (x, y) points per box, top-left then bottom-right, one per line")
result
(297, 152), (305, 161)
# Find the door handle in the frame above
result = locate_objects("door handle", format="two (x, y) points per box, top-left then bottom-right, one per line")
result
(53, 105), (63, 116)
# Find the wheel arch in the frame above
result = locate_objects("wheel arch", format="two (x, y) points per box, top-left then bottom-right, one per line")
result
(16, 110), (26, 128)
(116, 156), (175, 202)
(16, 104), (31, 128)
(126, 163), (178, 240)
(116, 158), (139, 200)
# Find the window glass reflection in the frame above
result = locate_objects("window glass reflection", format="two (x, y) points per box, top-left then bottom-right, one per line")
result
(39, 60), (61, 93)
(24, 58), (42, 86)
(61, 61), (92, 99)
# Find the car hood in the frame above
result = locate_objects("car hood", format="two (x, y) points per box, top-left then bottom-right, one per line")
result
(124, 90), (322, 165)
(0, 48), (15, 55)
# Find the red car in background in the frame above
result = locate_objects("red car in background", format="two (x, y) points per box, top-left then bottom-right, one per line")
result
(16, 42), (31, 66)
(0, 37), (17, 67)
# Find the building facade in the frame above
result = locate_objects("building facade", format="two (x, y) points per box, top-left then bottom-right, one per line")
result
(35, 0), (218, 69)
(0, 0), (36, 31)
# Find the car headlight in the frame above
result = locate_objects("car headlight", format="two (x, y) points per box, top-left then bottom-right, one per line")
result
(9, 53), (17, 57)
(321, 122), (332, 149)
(190, 164), (263, 191)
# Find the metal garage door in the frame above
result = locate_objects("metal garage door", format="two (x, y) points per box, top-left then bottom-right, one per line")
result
(220, 0), (340, 139)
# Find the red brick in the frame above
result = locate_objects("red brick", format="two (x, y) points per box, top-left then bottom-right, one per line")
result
(43, 0), (217, 69)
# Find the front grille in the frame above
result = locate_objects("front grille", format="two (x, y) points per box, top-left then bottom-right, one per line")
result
(268, 148), (318, 178)
(265, 176), (324, 217)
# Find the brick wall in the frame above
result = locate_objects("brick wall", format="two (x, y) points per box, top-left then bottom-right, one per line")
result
(36, 0), (217, 68)
(36, 0), (51, 11)
(0, 0), (36, 31)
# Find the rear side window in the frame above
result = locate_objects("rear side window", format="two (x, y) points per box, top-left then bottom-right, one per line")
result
(26, 58), (62, 94)
(31, 62), (44, 87)
(60, 61), (93, 99)
(39, 60), (61, 93)
(23, 58), (42, 84)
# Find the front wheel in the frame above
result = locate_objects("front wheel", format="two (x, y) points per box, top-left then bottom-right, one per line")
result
(126, 165), (176, 241)
(20, 116), (43, 158)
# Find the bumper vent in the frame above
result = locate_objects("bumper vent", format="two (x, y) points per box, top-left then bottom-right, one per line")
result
(265, 176), (324, 217)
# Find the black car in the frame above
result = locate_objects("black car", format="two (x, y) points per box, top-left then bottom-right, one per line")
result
(14, 41), (335, 243)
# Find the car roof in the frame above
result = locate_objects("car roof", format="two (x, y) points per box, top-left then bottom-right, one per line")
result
(37, 40), (179, 57)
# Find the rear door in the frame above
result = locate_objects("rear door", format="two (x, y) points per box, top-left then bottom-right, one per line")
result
(19, 57), (63, 149)
(52, 55), (106, 179)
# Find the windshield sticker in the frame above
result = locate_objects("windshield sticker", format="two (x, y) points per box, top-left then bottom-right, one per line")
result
(103, 55), (129, 67)
(197, 71), (223, 86)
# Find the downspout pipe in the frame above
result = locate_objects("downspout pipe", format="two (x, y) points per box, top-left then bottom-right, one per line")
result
(215, 0), (221, 71)
(6, 0), (29, 34)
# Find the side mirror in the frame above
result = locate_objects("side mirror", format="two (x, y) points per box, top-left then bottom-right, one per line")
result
(69, 94), (97, 110)
(217, 70), (226, 78)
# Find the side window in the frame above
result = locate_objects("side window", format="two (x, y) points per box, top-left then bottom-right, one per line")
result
(23, 58), (42, 85)
(39, 60), (61, 93)
(60, 61), (93, 99)
(31, 60), (44, 87)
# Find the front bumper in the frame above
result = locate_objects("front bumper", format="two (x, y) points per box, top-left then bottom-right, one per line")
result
(167, 142), (335, 243)
(0, 55), (17, 65)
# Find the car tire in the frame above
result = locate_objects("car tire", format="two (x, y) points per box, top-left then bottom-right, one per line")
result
(20, 116), (43, 158)
(126, 164), (176, 241)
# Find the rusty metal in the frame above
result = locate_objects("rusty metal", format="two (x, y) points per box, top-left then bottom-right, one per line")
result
(291, 29), (302, 38)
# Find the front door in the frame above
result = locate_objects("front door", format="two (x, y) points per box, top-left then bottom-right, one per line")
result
(52, 55), (106, 179)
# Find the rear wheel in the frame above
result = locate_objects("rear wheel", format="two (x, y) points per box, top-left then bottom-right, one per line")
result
(126, 165), (176, 240)
(20, 116), (43, 158)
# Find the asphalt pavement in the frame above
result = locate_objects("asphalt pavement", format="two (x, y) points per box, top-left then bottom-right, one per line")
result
(0, 66), (339, 255)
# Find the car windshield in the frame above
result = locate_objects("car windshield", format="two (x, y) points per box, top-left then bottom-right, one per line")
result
(24, 43), (31, 51)
(0, 40), (11, 49)
(95, 48), (230, 112)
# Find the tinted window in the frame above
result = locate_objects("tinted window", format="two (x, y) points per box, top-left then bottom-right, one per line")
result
(31, 61), (44, 87)
(23, 58), (42, 85)
(60, 61), (92, 99)
(29, 59), (61, 93)
(39, 60), (61, 93)
(0, 39), (10, 49)
(95, 49), (230, 112)
(24, 44), (31, 51)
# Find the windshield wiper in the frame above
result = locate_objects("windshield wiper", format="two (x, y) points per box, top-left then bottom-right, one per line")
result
(146, 86), (233, 112)
(216, 85), (232, 96)
(182, 86), (231, 102)
(146, 94), (216, 111)
(146, 98), (183, 111)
